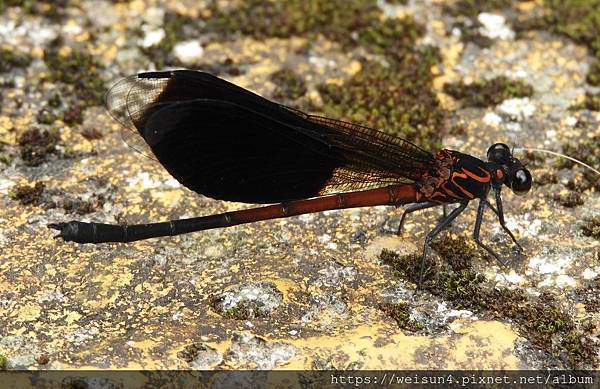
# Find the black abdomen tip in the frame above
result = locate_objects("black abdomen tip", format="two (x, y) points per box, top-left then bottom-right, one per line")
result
(48, 221), (91, 243)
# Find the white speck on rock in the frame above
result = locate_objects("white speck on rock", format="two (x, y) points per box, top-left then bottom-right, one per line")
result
(507, 69), (528, 79)
(215, 282), (283, 319)
(478, 12), (514, 40)
(141, 7), (165, 26)
(67, 326), (99, 344)
(62, 22), (83, 35)
(528, 252), (572, 274)
(224, 333), (298, 369)
(555, 274), (576, 288)
(127, 172), (176, 189)
(0, 18), (57, 45)
(39, 289), (65, 303)
(447, 309), (474, 319)
(505, 122), (522, 131)
(582, 268), (597, 280)
(140, 26), (165, 48)
(298, 214), (314, 222)
(565, 116), (578, 127)
(164, 178), (181, 188)
(187, 344), (223, 369)
(483, 111), (502, 127)
(496, 270), (523, 284)
(497, 98), (536, 121)
(308, 56), (336, 69)
(174, 40), (204, 63)
(6, 354), (37, 369)
(318, 234), (331, 243)
(500, 214), (541, 238)
(377, 0), (406, 18)
(0, 178), (15, 195)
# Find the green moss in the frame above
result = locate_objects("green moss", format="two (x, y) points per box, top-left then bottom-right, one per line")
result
(317, 56), (443, 151)
(431, 234), (477, 271)
(43, 39), (105, 109)
(209, 0), (427, 62)
(80, 127), (104, 140)
(442, 0), (513, 47)
(62, 198), (99, 215)
(379, 302), (424, 331)
(62, 106), (84, 125)
(581, 216), (600, 239)
(37, 92), (84, 126)
(451, 20), (494, 48)
(0, 47), (32, 73)
(379, 234), (598, 368)
(442, 0), (513, 18)
(270, 68), (307, 100)
(17, 128), (60, 166)
(312, 13), (443, 150)
(582, 92), (600, 111)
(560, 134), (600, 192)
(444, 76), (534, 107)
(36, 94), (63, 124)
(0, 1), (68, 20)
(379, 250), (429, 284)
(177, 343), (201, 363)
(535, 171), (557, 186)
(47, 93), (62, 108)
(0, 144), (11, 165)
(560, 324), (597, 368)
(203, 0), (445, 149)
(0, 354), (7, 370)
(355, 17), (426, 61)
(379, 244), (486, 308)
(538, 0), (600, 86)
(36, 107), (58, 125)
(577, 278), (600, 312)
(207, 294), (263, 320)
(205, 0), (382, 42)
(207, 0), (426, 62)
(561, 135), (600, 168)
(553, 191), (584, 207)
(9, 181), (45, 206)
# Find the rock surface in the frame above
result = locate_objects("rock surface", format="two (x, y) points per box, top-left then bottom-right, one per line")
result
(0, 0), (598, 371)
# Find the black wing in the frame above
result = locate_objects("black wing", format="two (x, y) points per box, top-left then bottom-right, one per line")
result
(105, 70), (436, 203)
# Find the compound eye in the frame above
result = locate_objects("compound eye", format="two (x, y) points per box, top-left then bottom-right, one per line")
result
(511, 168), (532, 195)
(487, 143), (511, 163)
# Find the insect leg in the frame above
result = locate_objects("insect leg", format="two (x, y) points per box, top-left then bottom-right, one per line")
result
(473, 198), (508, 266)
(397, 202), (441, 235)
(492, 188), (523, 252)
(418, 201), (469, 287)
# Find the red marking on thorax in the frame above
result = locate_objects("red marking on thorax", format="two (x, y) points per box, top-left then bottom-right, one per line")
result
(461, 167), (491, 183)
(450, 171), (475, 199)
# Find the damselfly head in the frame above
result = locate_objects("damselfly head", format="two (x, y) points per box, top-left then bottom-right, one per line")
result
(487, 143), (532, 195)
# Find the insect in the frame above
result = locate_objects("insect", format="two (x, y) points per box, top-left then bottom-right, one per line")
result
(49, 70), (532, 286)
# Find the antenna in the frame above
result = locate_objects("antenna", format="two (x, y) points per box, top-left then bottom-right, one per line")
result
(514, 147), (600, 177)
